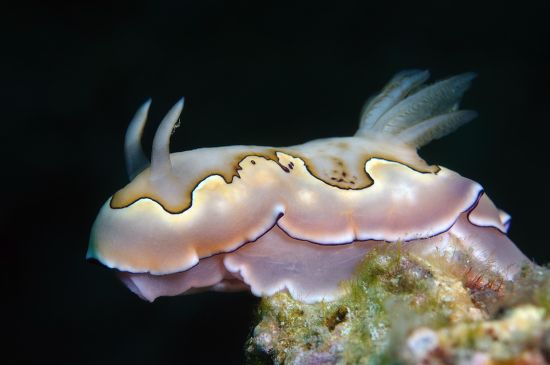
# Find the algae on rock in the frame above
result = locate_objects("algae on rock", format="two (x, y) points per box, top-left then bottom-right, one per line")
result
(245, 246), (550, 365)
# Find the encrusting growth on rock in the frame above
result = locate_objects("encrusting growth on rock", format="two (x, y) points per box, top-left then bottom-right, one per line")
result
(246, 246), (550, 365)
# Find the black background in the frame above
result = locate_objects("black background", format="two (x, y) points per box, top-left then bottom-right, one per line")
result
(6, 1), (549, 364)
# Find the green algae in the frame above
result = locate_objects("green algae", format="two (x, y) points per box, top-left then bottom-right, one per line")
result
(246, 246), (550, 365)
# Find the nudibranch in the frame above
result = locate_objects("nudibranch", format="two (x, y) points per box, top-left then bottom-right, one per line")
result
(88, 70), (529, 303)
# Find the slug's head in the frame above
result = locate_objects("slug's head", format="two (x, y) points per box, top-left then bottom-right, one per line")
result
(87, 98), (194, 274)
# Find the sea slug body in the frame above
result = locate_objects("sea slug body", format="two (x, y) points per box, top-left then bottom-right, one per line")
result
(88, 70), (529, 303)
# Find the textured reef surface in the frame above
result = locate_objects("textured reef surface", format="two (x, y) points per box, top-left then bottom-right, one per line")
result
(246, 246), (550, 365)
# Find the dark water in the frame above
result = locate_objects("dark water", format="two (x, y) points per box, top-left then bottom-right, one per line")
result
(6, 1), (549, 364)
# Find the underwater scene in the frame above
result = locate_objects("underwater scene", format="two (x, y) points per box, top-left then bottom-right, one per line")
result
(9, 1), (550, 364)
